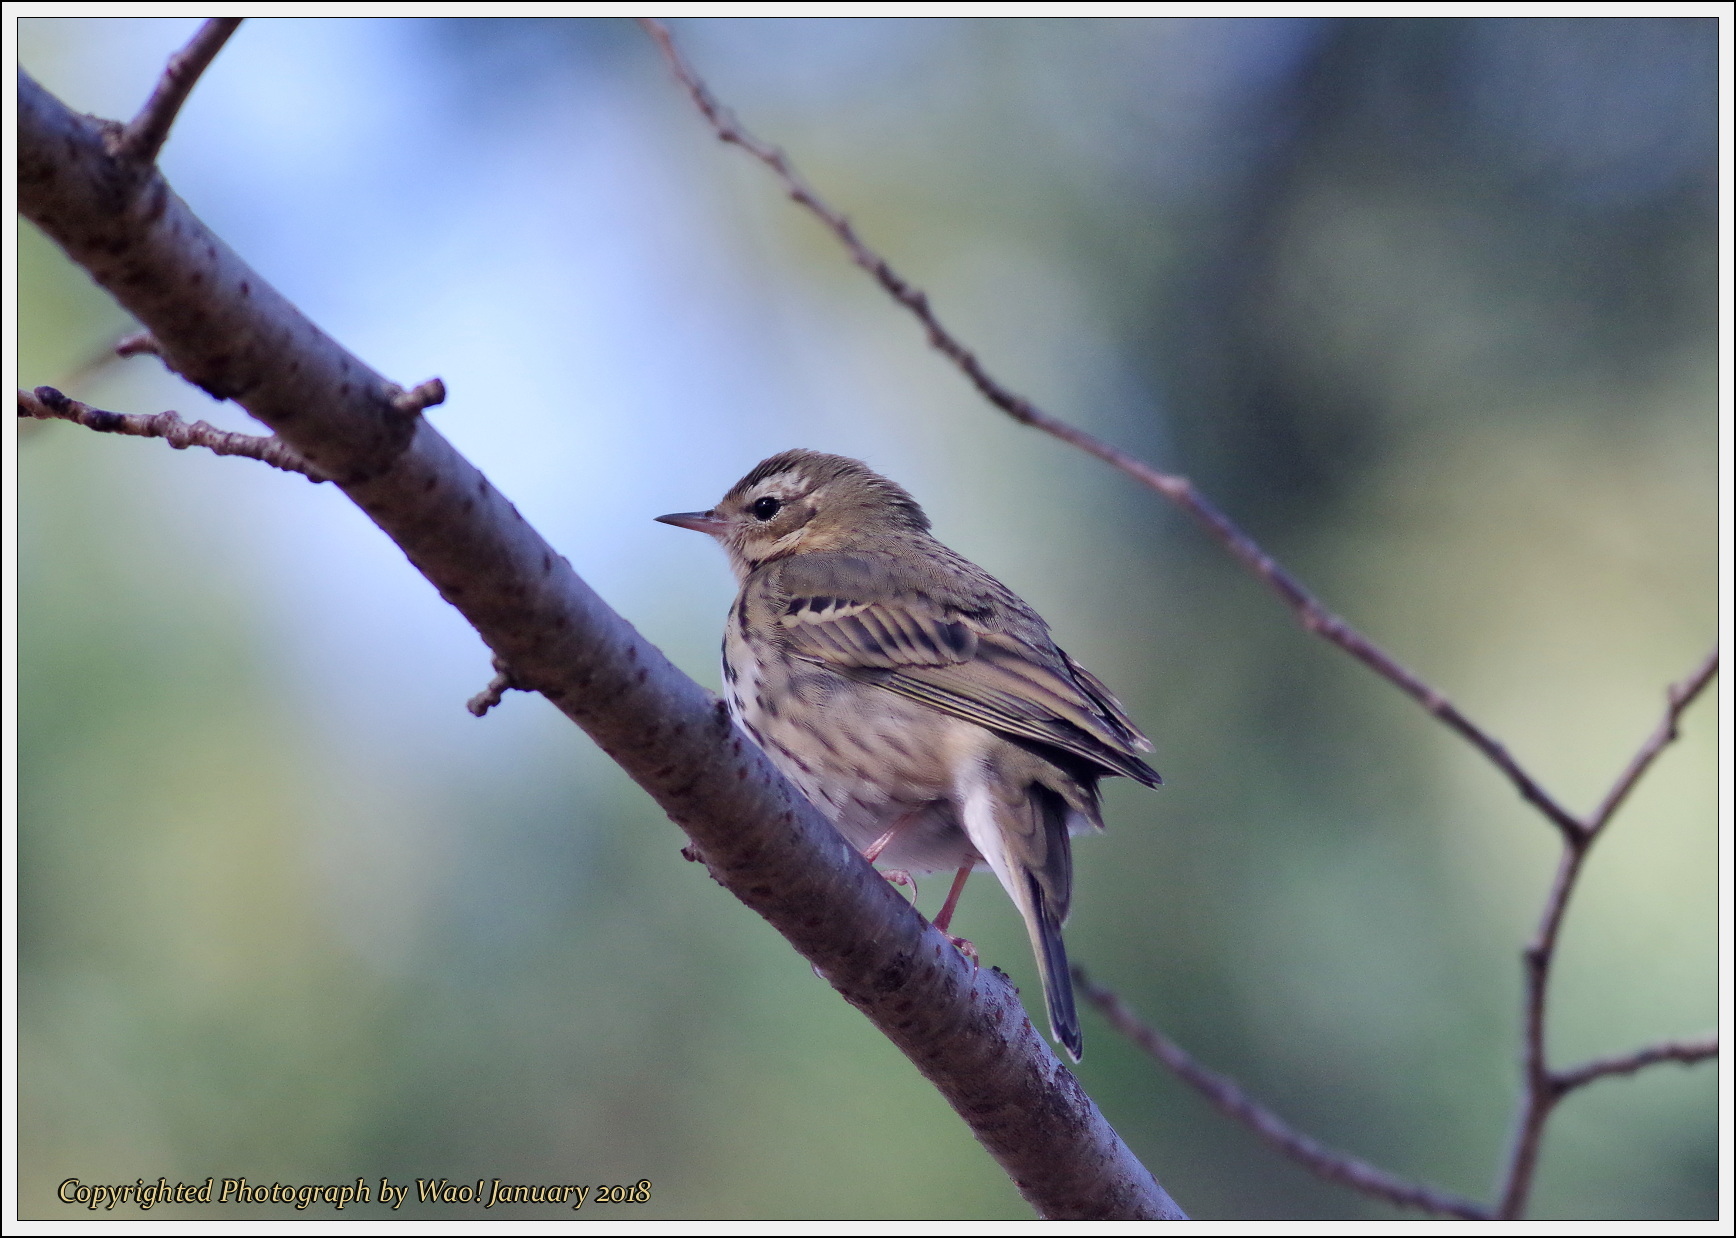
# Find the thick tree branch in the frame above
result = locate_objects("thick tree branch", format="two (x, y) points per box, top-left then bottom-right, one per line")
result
(19, 385), (329, 482)
(18, 65), (1184, 1221)
(640, 18), (1589, 844)
(1075, 970), (1491, 1219)
(114, 18), (242, 163)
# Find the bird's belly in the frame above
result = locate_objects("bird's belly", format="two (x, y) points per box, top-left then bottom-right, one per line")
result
(724, 646), (983, 874)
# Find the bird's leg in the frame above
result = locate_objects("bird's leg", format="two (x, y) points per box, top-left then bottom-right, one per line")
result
(932, 864), (978, 966)
(863, 810), (921, 897)
(931, 865), (971, 933)
(862, 814), (913, 864)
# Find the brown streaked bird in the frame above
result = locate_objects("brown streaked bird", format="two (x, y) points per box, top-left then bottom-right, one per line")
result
(657, 450), (1160, 1060)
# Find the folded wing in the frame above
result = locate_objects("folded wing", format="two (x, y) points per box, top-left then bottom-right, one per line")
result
(771, 553), (1161, 787)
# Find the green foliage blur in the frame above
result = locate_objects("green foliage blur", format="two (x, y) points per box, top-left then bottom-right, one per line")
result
(17, 17), (1717, 1221)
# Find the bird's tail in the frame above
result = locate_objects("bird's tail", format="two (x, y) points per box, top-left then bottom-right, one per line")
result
(957, 761), (1086, 1061)
(1025, 872), (1082, 1062)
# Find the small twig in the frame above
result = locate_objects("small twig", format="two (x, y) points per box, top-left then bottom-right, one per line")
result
(1552, 1035), (1718, 1097)
(390, 376), (447, 417)
(467, 654), (524, 717)
(19, 386), (327, 482)
(115, 330), (162, 358)
(43, 329), (147, 394)
(640, 17), (1587, 844)
(1075, 968), (1490, 1219)
(1585, 648), (1720, 835)
(113, 18), (243, 163)
(1495, 651), (1718, 1219)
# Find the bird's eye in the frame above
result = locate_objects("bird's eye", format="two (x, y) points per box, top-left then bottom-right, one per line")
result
(750, 496), (783, 521)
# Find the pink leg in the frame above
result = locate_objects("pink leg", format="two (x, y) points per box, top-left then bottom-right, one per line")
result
(863, 811), (917, 864)
(932, 865), (979, 966)
(933, 865), (972, 935)
(937, 861), (979, 965)
(863, 811), (923, 899)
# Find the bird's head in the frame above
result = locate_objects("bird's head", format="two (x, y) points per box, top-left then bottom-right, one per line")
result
(657, 449), (931, 579)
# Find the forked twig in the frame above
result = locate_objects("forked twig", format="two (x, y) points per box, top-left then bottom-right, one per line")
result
(1497, 650), (1718, 1219)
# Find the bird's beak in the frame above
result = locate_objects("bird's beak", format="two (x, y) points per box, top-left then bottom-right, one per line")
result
(655, 510), (730, 536)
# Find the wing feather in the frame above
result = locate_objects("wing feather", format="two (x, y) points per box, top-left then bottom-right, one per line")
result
(770, 553), (1160, 786)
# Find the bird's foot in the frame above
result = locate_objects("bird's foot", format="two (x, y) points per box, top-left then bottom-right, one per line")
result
(946, 934), (979, 968)
(880, 869), (918, 900)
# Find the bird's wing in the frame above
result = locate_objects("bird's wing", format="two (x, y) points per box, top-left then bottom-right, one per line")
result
(770, 553), (1160, 786)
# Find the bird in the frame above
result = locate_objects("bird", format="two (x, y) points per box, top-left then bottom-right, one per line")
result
(656, 449), (1160, 1061)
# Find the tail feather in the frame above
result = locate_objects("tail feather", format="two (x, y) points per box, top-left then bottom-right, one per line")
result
(1027, 875), (1082, 1062)
(955, 754), (1088, 1061)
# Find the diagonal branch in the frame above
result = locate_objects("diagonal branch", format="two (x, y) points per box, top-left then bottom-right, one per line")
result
(639, 17), (1587, 844)
(1551, 1035), (1718, 1097)
(20, 385), (329, 482)
(1075, 969), (1491, 1219)
(114, 18), (243, 163)
(18, 63), (1185, 1222)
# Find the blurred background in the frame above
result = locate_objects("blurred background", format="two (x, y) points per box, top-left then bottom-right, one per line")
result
(16, 16), (1719, 1221)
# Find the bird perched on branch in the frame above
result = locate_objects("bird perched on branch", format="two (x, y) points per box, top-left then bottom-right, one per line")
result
(658, 450), (1160, 1060)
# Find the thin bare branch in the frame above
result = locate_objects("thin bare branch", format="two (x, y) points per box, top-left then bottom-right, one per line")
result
(1495, 650), (1717, 1219)
(1587, 649), (1719, 834)
(1553, 1036), (1718, 1097)
(115, 18), (243, 163)
(1075, 969), (1491, 1219)
(1498, 845), (1583, 1219)
(19, 386), (328, 482)
(640, 17), (1587, 844)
